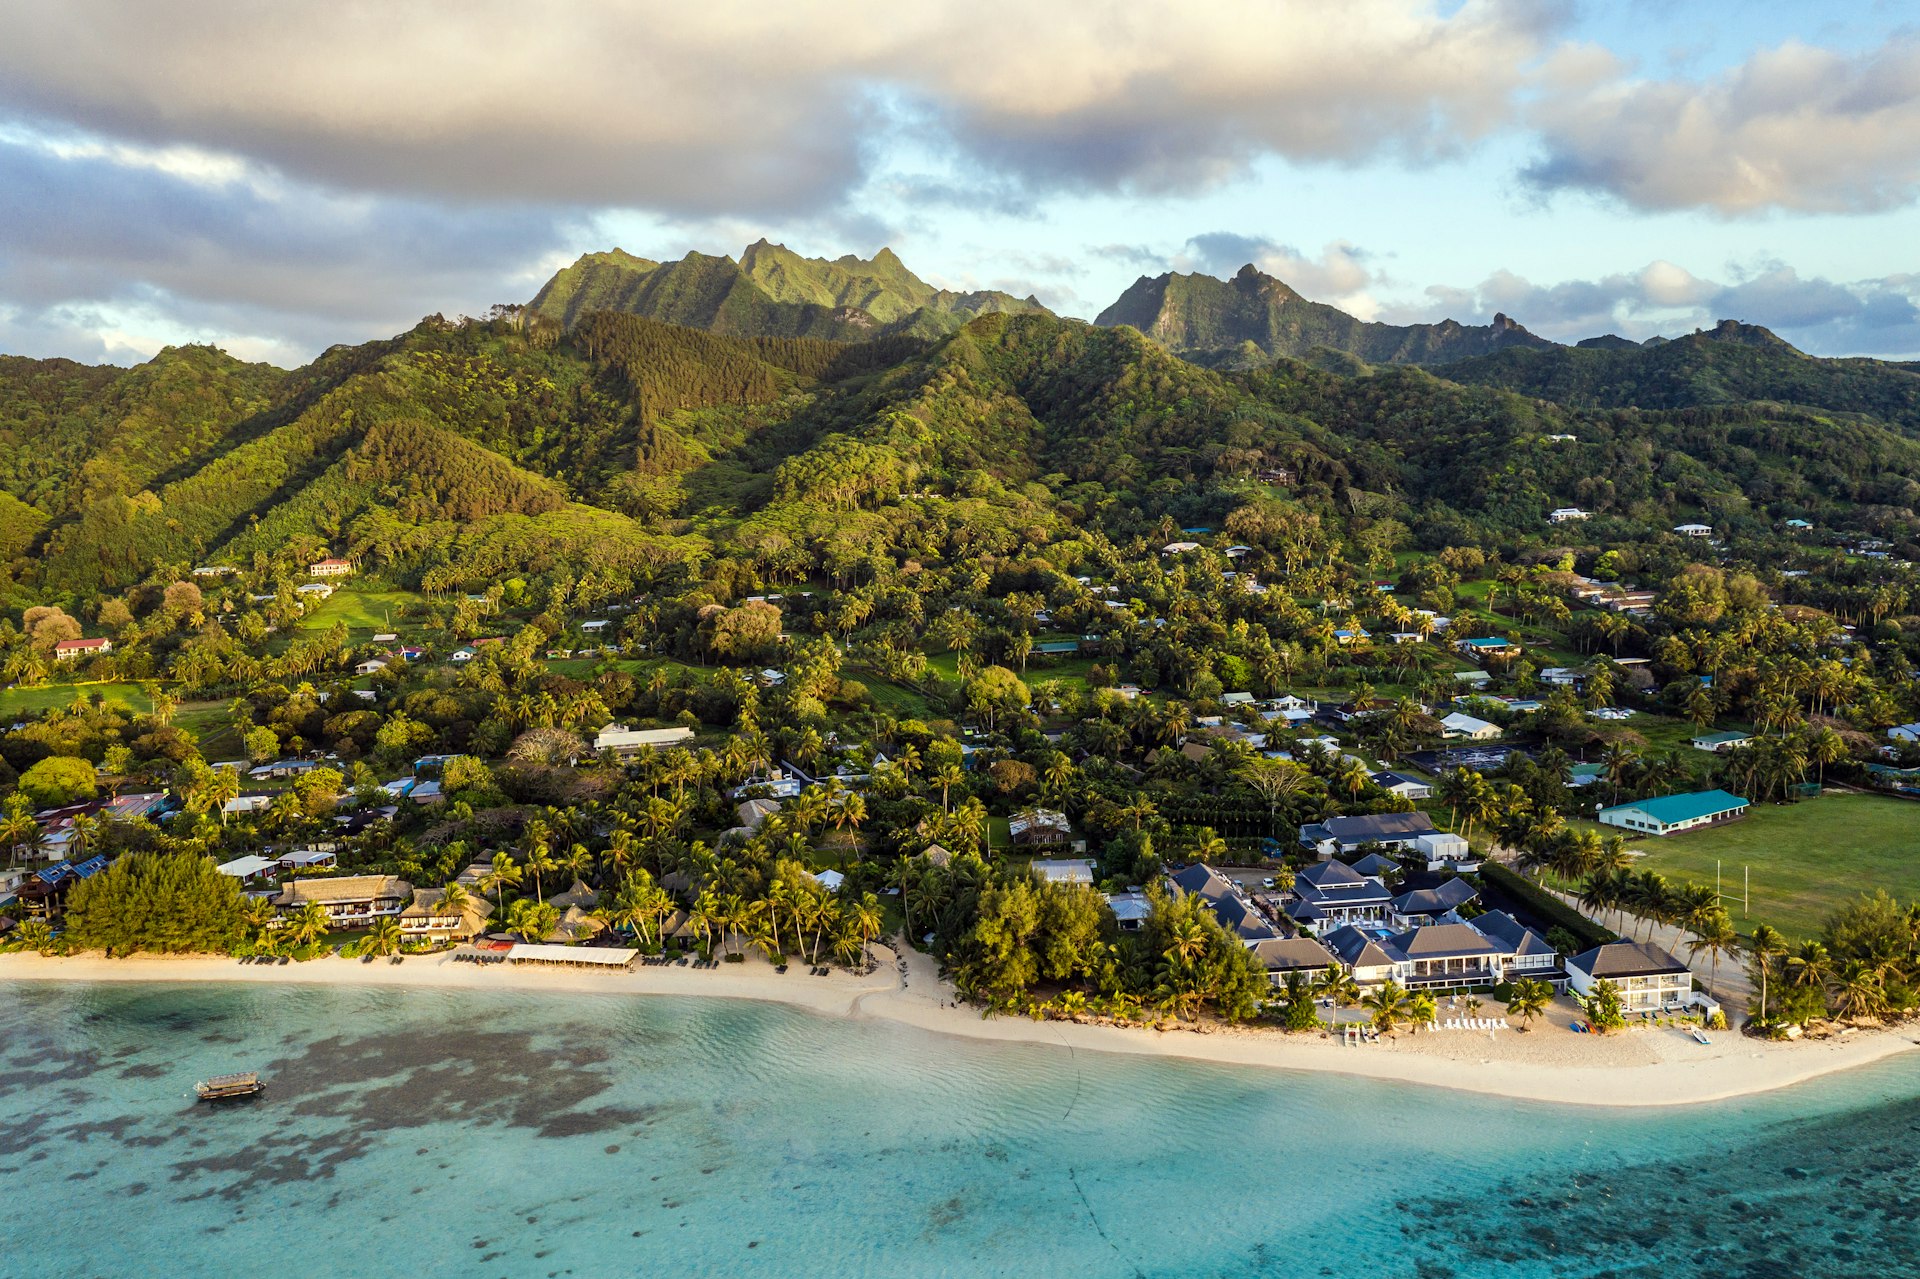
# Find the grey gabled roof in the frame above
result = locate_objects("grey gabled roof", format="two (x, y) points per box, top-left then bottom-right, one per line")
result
(1297, 859), (1367, 890)
(1389, 922), (1501, 960)
(1391, 877), (1479, 917)
(1570, 940), (1691, 979)
(1348, 852), (1400, 878)
(1169, 862), (1236, 903)
(1323, 925), (1399, 969)
(1248, 936), (1337, 972)
(1210, 892), (1281, 942)
(1320, 811), (1440, 842)
(1469, 910), (1556, 958)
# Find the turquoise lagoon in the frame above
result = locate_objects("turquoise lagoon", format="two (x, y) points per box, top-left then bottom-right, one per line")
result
(5, 980), (1919, 1278)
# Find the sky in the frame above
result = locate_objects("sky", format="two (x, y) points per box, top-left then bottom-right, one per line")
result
(2, 0), (1920, 367)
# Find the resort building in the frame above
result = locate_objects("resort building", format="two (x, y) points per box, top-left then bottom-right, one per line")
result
(1247, 936), (1338, 984)
(1597, 790), (1749, 836)
(398, 887), (490, 941)
(1565, 941), (1695, 1012)
(1547, 507), (1590, 523)
(1285, 860), (1394, 931)
(308, 557), (354, 577)
(1388, 877), (1478, 926)
(1413, 831), (1477, 872)
(1323, 912), (1563, 992)
(1673, 523), (1713, 538)
(273, 874), (412, 927)
(1298, 811), (1441, 859)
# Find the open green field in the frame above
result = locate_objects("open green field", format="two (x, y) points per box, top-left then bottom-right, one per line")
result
(0, 682), (154, 716)
(174, 701), (240, 757)
(1591, 793), (1920, 940)
(293, 587), (422, 640)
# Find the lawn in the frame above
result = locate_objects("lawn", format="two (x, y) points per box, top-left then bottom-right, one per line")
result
(293, 587), (423, 640)
(1589, 793), (1920, 940)
(0, 682), (154, 716)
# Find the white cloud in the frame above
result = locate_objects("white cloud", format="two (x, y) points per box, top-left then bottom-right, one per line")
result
(1526, 33), (1920, 214)
(1381, 260), (1920, 357)
(0, 0), (1560, 213)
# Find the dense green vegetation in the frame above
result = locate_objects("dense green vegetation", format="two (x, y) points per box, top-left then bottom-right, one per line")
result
(1, 251), (1918, 1033)
(529, 240), (1045, 341)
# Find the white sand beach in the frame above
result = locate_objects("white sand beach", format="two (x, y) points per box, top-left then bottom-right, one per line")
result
(1, 947), (1911, 1109)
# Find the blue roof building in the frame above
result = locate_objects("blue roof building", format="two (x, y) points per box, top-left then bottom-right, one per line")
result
(1598, 790), (1749, 836)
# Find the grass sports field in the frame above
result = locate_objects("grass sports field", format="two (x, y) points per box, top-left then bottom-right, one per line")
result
(0, 682), (154, 716)
(1608, 792), (1920, 940)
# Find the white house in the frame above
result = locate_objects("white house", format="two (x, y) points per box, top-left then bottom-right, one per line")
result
(354, 658), (389, 676)
(1439, 712), (1500, 741)
(1887, 723), (1920, 744)
(1566, 940), (1696, 1013)
(1689, 730), (1751, 753)
(1673, 523), (1713, 538)
(1031, 858), (1096, 885)
(593, 724), (696, 755)
(1548, 507), (1590, 523)
(308, 558), (354, 577)
(1369, 770), (1432, 800)
(53, 637), (113, 661)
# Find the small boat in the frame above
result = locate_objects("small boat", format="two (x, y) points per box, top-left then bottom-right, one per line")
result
(195, 1071), (265, 1102)
(1690, 1027), (1712, 1046)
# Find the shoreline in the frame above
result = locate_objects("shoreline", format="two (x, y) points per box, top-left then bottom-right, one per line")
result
(1, 949), (1913, 1109)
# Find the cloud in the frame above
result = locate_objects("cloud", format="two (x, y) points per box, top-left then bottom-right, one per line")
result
(1525, 34), (1920, 214)
(1382, 260), (1920, 357)
(1177, 234), (1384, 315)
(0, 130), (580, 362)
(0, 1), (1560, 215)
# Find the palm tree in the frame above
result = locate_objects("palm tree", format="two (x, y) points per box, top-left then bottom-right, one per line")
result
(206, 767), (242, 825)
(1686, 910), (1739, 999)
(931, 763), (964, 813)
(507, 897), (560, 943)
(14, 918), (54, 955)
(521, 840), (558, 904)
(1786, 940), (1832, 991)
(1506, 977), (1553, 1030)
(477, 852), (524, 906)
(1361, 979), (1413, 1035)
(1748, 923), (1787, 1024)
(1829, 959), (1885, 1020)
(365, 917), (403, 957)
(286, 900), (332, 948)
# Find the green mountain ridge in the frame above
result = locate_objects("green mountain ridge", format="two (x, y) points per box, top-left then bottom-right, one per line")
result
(1094, 263), (1559, 366)
(529, 240), (1047, 342)
(0, 296), (1915, 610)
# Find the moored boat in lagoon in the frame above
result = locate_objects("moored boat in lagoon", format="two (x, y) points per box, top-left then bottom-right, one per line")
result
(194, 1071), (264, 1101)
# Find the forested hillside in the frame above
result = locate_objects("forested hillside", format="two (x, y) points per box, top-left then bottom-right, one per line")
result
(1436, 321), (1920, 429)
(529, 240), (1046, 341)
(4, 302), (1919, 611)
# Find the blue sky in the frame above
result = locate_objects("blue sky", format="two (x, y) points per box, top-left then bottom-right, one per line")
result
(1, 0), (1918, 365)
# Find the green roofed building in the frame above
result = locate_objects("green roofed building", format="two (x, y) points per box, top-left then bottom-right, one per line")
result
(1597, 789), (1750, 836)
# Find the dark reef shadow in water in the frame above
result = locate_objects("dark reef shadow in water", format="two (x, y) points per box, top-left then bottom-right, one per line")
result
(1392, 1095), (1920, 1278)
